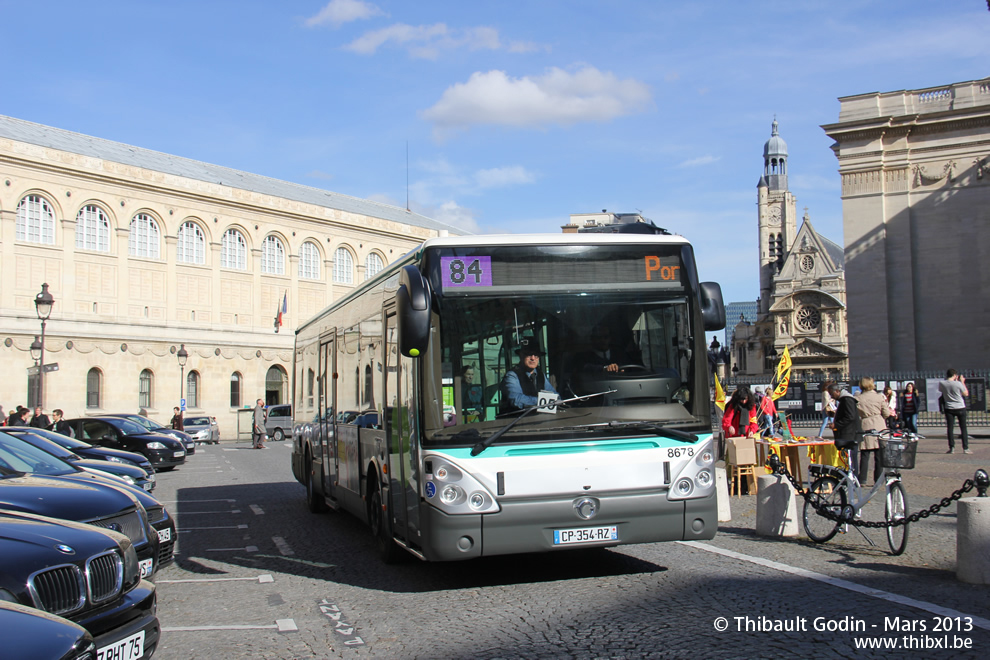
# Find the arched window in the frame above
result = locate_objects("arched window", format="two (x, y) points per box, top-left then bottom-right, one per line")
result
(16, 195), (56, 245)
(186, 371), (200, 408)
(177, 221), (206, 264)
(87, 368), (102, 408)
(298, 241), (321, 280)
(266, 365), (288, 405)
(129, 213), (161, 258)
(221, 228), (247, 270)
(262, 235), (286, 275)
(230, 372), (242, 408)
(365, 252), (384, 280)
(333, 247), (353, 284)
(139, 369), (154, 409)
(75, 205), (111, 252)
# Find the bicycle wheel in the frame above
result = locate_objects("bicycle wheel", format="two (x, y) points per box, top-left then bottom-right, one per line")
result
(885, 480), (909, 555)
(803, 475), (846, 543)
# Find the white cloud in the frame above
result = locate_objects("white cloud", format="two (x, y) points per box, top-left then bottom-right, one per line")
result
(344, 23), (503, 59)
(421, 67), (653, 131)
(474, 165), (536, 189)
(413, 200), (482, 234)
(305, 0), (384, 28)
(677, 155), (720, 168)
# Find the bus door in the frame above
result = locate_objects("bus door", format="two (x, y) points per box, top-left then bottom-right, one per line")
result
(384, 312), (421, 546)
(317, 333), (336, 501)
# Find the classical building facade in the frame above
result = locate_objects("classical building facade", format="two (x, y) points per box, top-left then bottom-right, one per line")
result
(732, 120), (848, 379)
(0, 115), (456, 438)
(822, 77), (990, 372)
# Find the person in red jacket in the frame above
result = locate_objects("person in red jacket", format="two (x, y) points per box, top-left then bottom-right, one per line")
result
(722, 386), (759, 438)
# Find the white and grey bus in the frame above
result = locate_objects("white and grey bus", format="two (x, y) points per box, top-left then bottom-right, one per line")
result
(290, 229), (725, 562)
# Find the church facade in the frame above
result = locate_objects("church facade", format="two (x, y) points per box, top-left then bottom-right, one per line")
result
(731, 120), (849, 379)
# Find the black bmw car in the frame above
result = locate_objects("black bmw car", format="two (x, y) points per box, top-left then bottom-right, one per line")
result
(0, 437), (160, 580)
(109, 413), (196, 454)
(66, 416), (186, 471)
(0, 601), (96, 660)
(0, 511), (160, 659)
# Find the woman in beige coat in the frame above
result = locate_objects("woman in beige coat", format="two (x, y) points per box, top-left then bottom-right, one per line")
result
(855, 377), (891, 485)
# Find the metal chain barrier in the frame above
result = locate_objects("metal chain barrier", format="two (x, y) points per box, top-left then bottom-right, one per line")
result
(765, 453), (988, 529)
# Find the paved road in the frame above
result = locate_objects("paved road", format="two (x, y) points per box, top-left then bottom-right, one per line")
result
(149, 438), (990, 659)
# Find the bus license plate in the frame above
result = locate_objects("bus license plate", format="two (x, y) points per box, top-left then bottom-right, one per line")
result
(98, 630), (145, 660)
(553, 525), (618, 545)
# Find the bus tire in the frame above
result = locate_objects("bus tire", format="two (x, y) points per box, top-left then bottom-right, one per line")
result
(369, 483), (401, 564)
(305, 450), (327, 513)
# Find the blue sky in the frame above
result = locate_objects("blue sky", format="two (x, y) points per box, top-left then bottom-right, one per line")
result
(3, 1), (988, 312)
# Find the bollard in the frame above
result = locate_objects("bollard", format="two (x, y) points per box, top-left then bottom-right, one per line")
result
(715, 464), (731, 522)
(755, 473), (799, 537)
(956, 496), (990, 584)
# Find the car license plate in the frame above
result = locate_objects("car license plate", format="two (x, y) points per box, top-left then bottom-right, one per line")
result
(157, 527), (171, 542)
(143, 482), (153, 491)
(98, 630), (145, 660)
(553, 525), (618, 545)
(174, 450), (185, 457)
(139, 558), (154, 578)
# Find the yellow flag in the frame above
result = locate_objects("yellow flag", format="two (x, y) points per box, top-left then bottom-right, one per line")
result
(714, 373), (726, 411)
(771, 346), (791, 401)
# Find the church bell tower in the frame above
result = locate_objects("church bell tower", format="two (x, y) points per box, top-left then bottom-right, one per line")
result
(757, 119), (798, 315)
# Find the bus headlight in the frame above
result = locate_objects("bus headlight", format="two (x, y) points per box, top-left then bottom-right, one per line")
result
(668, 435), (717, 501)
(675, 478), (693, 496)
(425, 456), (500, 514)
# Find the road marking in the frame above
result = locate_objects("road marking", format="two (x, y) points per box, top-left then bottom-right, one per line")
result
(158, 499), (236, 504)
(173, 510), (241, 515)
(679, 541), (990, 631)
(157, 574), (274, 584)
(206, 545), (258, 552)
(163, 619), (296, 633)
(250, 504), (264, 515)
(252, 553), (335, 568)
(179, 524), (249, 531)
(272, 536), (295, 556)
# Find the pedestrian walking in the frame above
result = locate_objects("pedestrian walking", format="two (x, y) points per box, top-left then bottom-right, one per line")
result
(938, 369), (971, 454)
(29, 406), (50, 429)
(819, 381), (837, 437)
(252, 399), (268, 449)
(898, 382), (920, 434)
(882, 384), (898, 430)
(854, 377), (891, 485)
(170, 406), (184, 431)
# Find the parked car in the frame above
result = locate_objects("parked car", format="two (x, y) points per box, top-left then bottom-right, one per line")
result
(5, 424), (154, 473)
(109, 413), (196, 454)
(183, 414), (220, 444)
(0, 510), (160, 659)
(5, 427), (156, 492)
(0, 430), (176, 569)
(265, 404), (292, 441)
(0, 431), (161, 579)
(0, 601), (97, 660)
(65, 416), (186, 471)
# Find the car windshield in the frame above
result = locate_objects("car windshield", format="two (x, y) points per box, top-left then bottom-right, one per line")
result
(0, 433), (77, 477)
(8, 432), (78, 461)
(6, 428), (92, 451)
(110, 418), (153, 436)
(185, 417), (209, 425)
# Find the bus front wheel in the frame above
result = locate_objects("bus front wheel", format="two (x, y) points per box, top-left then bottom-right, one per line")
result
(369, 484), (401, 564)
(305, 451), (327, 513)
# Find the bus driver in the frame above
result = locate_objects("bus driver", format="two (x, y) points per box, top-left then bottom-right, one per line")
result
(500, 337), (557, 413)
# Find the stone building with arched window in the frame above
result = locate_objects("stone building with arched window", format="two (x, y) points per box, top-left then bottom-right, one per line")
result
(0, 114), (459, 439)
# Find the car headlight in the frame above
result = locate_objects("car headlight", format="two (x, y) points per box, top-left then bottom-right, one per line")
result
(146, 442), (167, 449)
(120, 540), (140, 590)
(0, 588), (18, 603)
(107, 456), (126, 464)
(120, 474), (137, 485)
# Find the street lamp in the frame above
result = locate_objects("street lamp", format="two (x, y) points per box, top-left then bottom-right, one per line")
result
(177, 344), (189, 405)
(34, 283), (55, 409)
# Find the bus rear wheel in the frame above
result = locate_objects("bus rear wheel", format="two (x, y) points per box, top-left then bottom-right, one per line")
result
(305, 452), (327, 513)
(369, 484), (401, 564)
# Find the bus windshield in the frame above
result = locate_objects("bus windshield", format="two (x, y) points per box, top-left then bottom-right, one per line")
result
(423, 244), (707, 445)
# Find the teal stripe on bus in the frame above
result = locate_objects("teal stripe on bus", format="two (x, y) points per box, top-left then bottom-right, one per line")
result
(436, 434), (713, 460)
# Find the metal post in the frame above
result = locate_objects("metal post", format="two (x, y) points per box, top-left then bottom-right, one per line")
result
(38, 317), (46, 408)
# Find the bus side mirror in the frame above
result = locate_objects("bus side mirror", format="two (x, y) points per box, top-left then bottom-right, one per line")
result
(397, 264), (431, 357)
(700, 281), (726, 331)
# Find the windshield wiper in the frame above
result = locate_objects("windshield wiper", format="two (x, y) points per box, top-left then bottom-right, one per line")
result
(470, 390), (615, 456)
(606, 421), (698, 443)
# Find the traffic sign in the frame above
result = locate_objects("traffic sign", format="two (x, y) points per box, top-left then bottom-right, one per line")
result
(180, 398), (186, 411)
(43, 362), (59, 373)
(26, 366), (40, 376)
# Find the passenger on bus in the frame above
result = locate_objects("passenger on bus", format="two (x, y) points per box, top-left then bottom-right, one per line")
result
(500, 337), (557, 413)
(577, 323), (637, 374)
(460, 364), (483, 421)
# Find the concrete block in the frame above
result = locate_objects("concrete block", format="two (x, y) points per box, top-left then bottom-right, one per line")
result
(715, 464), (731, 522)
(956, 497), (990, 585)
(755, 473), (799, 537)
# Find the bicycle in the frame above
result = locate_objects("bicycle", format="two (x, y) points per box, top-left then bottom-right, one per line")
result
(802, 428), (922, 555)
